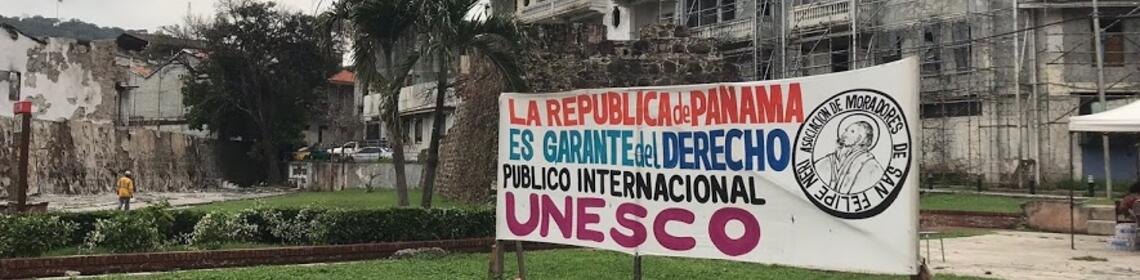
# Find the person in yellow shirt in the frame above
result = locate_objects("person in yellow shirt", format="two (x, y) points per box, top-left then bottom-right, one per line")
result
(116, 171), (135, 211)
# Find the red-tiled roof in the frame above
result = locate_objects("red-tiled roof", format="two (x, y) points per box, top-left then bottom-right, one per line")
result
(328, 70), (355, 85)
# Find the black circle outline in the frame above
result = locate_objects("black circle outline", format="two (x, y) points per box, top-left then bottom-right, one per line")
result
(792, 88), (912, 220)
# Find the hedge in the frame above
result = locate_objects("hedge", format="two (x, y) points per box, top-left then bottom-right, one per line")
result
(2, 207), (494, 257)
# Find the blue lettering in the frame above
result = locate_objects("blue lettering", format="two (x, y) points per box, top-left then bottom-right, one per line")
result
(767, 129), (790, 171)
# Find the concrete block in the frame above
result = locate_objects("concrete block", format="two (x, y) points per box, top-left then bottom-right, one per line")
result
(1087, 205), (1117, 221)
(1087, 220), (1118, 236)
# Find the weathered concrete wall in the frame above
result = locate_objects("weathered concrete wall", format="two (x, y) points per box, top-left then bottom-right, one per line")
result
(0, 116), (223, 197)
(1, 29), (120, 122)
(288, 161), (424, 192)
(1024, 200), (1089, 234)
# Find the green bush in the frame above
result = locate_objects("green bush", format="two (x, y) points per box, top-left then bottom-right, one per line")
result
(84, 214), (163, 253)
(263, 207), (326, 245)
(317, 208), (493, 244)
(190, 212), (258, 249)
(0, 214), (78, 257)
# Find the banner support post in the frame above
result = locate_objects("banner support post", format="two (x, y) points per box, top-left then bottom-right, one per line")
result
(632, 253), (643, 280)
(515, 241), (527, 280)
(489, 240), (504, 279)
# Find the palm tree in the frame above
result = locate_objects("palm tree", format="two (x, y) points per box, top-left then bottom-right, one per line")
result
(324, 0), (424, 206)
(417, 0), (528, 209)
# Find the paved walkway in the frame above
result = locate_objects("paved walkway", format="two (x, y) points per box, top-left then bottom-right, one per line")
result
(32, 189), (291, 212)
(930, 231), (1140, 280)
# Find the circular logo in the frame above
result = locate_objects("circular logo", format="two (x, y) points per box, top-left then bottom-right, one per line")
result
(792, 89), (912, 219)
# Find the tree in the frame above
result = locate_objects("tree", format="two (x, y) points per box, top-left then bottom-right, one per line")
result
(325, 0), (423, 206)
(184, 0), (339, 184)
(416, 0), (528, 208)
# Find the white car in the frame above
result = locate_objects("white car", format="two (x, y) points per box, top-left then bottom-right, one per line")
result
(330, 141), (361, 158)
(349, 146), (393, 162)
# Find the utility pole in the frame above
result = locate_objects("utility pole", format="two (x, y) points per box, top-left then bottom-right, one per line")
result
(1012, 0), (1023, 190)
(1091, 0), (1112, 198)
(12, 101), (32, 212)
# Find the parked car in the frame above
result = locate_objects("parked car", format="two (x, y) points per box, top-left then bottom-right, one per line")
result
(330, 141), (361, 158)
(349, 146), (393, 162)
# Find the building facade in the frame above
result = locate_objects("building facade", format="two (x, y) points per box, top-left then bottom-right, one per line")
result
(492, 0), (1140, 187)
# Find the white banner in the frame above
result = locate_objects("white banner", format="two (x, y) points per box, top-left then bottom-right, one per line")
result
(496, 58), (920, 275)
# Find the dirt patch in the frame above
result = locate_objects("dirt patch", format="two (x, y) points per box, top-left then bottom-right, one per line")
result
(932, 231), (1140, 280)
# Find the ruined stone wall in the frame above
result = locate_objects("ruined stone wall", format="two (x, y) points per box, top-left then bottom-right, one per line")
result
(436, 23), (740, 203)
(0, 116), (222, 197)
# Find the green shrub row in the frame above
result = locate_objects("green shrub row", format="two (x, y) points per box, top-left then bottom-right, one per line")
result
(0, 205), (494, 258)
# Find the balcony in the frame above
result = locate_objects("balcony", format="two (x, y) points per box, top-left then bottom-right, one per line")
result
(790, 0), (851, 32)
(692, 18), (753, 41)
(517, 0), (608, 23)
(361, 82), (458, 120)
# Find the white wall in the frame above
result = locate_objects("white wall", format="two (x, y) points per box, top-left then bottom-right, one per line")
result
(0, 32), (112, 122)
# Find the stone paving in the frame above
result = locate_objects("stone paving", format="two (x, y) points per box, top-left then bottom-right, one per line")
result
(29, 188), (290, 212)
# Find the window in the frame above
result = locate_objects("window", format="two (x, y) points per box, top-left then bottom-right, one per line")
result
(921, 99), (981, 118)
(951, 21), (972, 71)
(831, 37), (850, 72)
(1097, 18), (1125, 66)
(880, 31), (903, 63)
(685, 0), (736, 28)
(365, 122), (381, 140)
(921, 25), (942, 75)
(1, 70), (20, 101)
(414, 118), (423, 143)
(612, 7), (622, 27)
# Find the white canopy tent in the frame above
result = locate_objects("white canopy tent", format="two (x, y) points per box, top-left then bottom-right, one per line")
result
(1068, 99), (1140, 199)
(1069, 99), (1140, 132)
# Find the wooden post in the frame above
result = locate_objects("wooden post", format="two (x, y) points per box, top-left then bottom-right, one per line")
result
(514, 241), (527, 280)
(13, 101), (31, 213)
(632, 253), (643, 280)
(909, 261), (932, 280)
(489, 240), (504, 279)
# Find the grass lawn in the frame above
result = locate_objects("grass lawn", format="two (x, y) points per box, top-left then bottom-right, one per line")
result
(104, 249), (993, 280)
(188, 189), (476, 212)
(919, 193), (1035, 214)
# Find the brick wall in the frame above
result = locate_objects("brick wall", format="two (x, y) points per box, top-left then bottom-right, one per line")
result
(920, 210), (1023, 229)
(0, 238), (572, 279)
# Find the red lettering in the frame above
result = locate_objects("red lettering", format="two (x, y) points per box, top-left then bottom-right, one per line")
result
(611, 203), (647, 248)
(786, 83), (804, 123)
(508, 99), (526, 125)
(546, 100), (562, 126)
(639, 91), (656, 126)
(708, 207), (761, 256)
(505, 192), (539, 236)
(705, 87), (722, 125)
(658, 92), (672, 126)
(576, 197), (606, 242)
(526, 101), (541, 126)
(653, 208), (696, 251)
(607, 92), (622, 125)
(592, 94), (607, 125)
(756, 85), (784, 123)
(562, 96), (577, 126)
(739, 86), (758, 123)
(540, 195), (573, 238)
(719, 85), (739, 124)
(689, 90), (706, 126)
(578, 94), (593, 125)
(622, 92), (636, 125)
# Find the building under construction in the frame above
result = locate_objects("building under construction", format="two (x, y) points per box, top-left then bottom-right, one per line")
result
(493, 0), (1140, 188)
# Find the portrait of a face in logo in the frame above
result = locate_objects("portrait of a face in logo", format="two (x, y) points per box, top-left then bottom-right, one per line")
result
(813, 113), (886, 195)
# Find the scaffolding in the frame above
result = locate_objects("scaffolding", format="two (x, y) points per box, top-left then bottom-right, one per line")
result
(671, 0), (1140, 188)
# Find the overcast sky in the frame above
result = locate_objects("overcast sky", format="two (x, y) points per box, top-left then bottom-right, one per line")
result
(0, 0), (337, 31)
